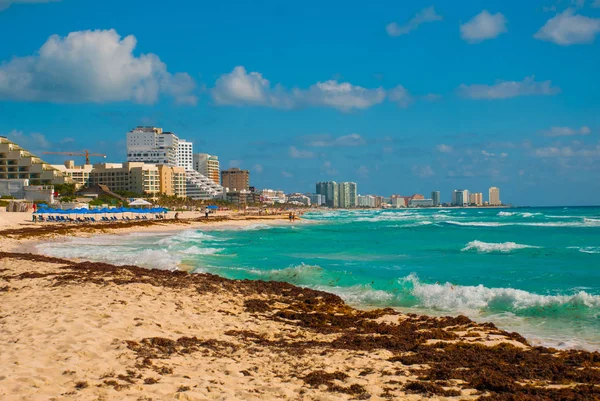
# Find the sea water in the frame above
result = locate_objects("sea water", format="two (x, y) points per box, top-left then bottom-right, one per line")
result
(38, 207), (600, 350)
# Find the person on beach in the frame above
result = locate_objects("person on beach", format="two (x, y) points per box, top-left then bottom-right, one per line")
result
(205, 210), (209, 219)
(174, 212), (179, 220)
(289, 212), (293, 222)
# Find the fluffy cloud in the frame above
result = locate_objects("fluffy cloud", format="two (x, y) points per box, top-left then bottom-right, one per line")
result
(436, 144), (453, 153)
(387, 85), (413, 107)
(252, 164), (264, 174)
(306, 133), (366, 147)
(460, 11), (508, 43)
(534, 9), (600, 45)
(0, 29), (197, 104)
(211, 67), (427, 111)
(458, 76), (560, 99)
(0, 0), (58, 11)
(386, 6), (443, 37)
(534, 144), (600, 158)
(544, 126), (591, 137)
(212, 66), (386, 111)
(289, 146), (315, 159)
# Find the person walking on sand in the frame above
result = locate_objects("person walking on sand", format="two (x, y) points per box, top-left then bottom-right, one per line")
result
(289, 212), (293, 222)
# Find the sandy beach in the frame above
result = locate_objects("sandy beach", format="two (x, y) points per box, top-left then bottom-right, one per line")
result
(1, 211), (600, 400)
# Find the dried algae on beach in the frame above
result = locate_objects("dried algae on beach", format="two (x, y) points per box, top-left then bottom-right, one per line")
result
(1, 251), (599, 400)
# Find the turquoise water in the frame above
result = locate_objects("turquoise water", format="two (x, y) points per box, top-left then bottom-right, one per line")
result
(38, 207), (600, 350)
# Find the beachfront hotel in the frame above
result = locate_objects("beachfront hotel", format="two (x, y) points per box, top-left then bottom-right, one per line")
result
(489, 187), (501, 206)
(126, 127), (179, 166)
(221, 168), (250, 191)
(88, 162), (187, 197)
(177, 140), (194, 171)
(194, 153), (220, 185)
(0, 137), (68, 185)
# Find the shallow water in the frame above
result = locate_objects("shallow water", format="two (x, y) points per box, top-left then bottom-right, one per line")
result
(38, 206), (600, 350)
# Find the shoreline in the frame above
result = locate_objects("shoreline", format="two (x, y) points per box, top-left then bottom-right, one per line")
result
(2, 212), (600, 399)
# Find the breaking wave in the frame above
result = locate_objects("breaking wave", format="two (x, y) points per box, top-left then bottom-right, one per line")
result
(462, 240), (540, 253)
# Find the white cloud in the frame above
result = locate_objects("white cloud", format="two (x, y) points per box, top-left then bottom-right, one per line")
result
(0, 0), (58, 12)
(386, 6), (443, 37)
(544, 126), (592, 137)
(534, 9), (600, 45)
(481, 150), (496, 157)
(534, 143), (600, 159)
(212, 66), (386, 111)
(307, 133), (366, 147)
(299, 81), (386, 111)
(281, 171), (293, 178)
(460, 10), (508, 43)
(289, 146), (315, 159)
(252, 164), (264, 174)
(436, 144), (453, 153)
(411, 164), (435, 178)
(0, 29), (197, 104)
(388, 85), (413, 107)
(458, 76), (560, 99)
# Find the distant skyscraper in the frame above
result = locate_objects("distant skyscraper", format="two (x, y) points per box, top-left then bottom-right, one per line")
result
(337, 182), (358, 208)
(177, 140), (193, 171)
(489, 187), (500, 206)
(452, 189), (469, 206)
(431, 191), (440, 206)
(194, 153), (220, 185)
(316, 181), (339, 208)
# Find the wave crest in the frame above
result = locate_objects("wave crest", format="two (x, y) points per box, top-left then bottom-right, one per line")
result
(462, 240), (540, 253)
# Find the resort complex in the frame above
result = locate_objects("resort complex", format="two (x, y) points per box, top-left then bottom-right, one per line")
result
(1, 128), (504, 208)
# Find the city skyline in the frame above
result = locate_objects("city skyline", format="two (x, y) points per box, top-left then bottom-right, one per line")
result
(1, 0), (599, 206)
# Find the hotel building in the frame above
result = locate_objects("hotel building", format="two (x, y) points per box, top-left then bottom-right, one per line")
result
(126, 126), (179, 166)
(431, 191), (441, 206)
(452, 189), (469, 206)
(316, 181), (339, 208)
(177, 140), (194, 171)
(194, 153), (220, 185)
(221, 168), (250, 191)
(0, 136), (68, 185)
(489, 187), (501, 206)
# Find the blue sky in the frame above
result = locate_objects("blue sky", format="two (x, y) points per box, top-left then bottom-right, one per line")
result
(1, 0), (599, 206)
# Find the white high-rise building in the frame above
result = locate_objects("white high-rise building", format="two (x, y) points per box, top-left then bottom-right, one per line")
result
(177, 140), (193, 171)
(126, 126), (179, 166)
(338, 182), (358, 208)
(489, 187), (501, 206)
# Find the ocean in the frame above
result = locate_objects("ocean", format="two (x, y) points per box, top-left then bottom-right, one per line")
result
(38, 207), (600, 350)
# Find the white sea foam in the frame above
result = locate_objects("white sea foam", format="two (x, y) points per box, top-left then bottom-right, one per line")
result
(38, 243), (181, 270)
(313, 284), (395, 305)
(498, 211), (516, 217)
(444, 220), (506, 227)
(568, 246), (600, 254)
(402, 273), (600, 312)
(179, 246), (224, 255)
(462, 240), (540, 253)
(241, 223), (274, 231)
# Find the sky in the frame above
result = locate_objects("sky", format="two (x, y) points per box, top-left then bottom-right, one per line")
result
(1, 0), (599, 206)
